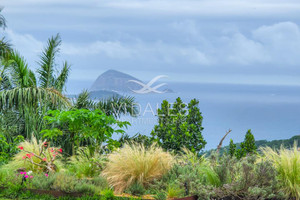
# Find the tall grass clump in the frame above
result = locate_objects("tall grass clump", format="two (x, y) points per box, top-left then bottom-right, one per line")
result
(102, 143), (174, 193)
(261, 143), (300, 200)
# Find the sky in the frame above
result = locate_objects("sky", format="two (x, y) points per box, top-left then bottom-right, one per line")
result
(1, 0), (300, 94)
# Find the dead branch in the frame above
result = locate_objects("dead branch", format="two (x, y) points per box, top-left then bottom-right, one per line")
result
(217, 129), (232, 153)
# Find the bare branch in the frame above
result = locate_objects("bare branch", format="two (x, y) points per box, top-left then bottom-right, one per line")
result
(217, 129), (232, 153)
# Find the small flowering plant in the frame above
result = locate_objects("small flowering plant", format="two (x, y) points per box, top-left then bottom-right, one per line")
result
(18, 141), (62, 173)
(15, 170), (34, 186)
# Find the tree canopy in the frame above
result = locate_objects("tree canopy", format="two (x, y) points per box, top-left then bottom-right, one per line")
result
(151, 97), (206, 153)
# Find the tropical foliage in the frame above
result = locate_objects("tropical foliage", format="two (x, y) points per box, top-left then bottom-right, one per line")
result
(151, 97), (206, 153)
(42, 109), (130, 155)
(73, 89), (139, 118)
(0, 34), (71, 139)
(0, 8), (6, 29)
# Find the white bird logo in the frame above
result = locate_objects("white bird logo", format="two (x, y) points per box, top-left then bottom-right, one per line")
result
(128, 75), (168, 94)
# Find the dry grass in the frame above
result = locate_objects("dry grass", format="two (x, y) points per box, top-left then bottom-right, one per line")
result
(102, 143), (174, 193)
(260, 143), (300, 200)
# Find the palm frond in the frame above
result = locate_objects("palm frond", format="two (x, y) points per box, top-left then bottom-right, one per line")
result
(0, 87), (71, 111)
(0, 64), (13, 90)
(96, 95), (138, 118)
(37, 33), (61, 88)
(0, 71), (12, 90)
(0, 8), (6, 29)
(6, 51), (35, 88)
(29, 70), (37, 87)
(54, 61), (70, 92)
(72, 89), (95, 109)
(0, 37), (12, 58)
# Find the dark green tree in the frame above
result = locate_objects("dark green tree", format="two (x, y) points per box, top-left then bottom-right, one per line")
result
(228, 139), (236, 157)
(236, 129), (257, 159)
(151, 97), (206, 153)
(241, 129), (257, 153)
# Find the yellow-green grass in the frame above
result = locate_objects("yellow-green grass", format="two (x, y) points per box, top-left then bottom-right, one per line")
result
(260, 143), (300, 200)
(102, 143), (174, 193)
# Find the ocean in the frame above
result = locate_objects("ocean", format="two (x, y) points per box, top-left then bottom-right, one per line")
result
(117, 82), (300, 150)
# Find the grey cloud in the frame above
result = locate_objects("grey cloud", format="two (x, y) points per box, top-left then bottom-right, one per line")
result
(252, 22), (300, 65)
(2, 0), (300, 87)
(5, 21), (300, 69)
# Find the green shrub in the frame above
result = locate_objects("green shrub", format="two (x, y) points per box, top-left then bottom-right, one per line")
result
(154, 191), (167, 200)
(147, 148), (220, 198)
(68, 147), (107, 178)
(52, 173), (78, 192)
(125, 182), (145, 196)
(0, 134), (24, 165)
(42, 109), (130, 155)
(213, 155), (282, 200)
(176, 149), (221, 195)
(0, 182), (24, 199)
(101, 189), (115, 200)
(0, 167), (27, 187)
(74, 183), (96, 194)
(167, 183), (183, 198)
(90, 176), (109, 190)
(31, 172), (57, 190)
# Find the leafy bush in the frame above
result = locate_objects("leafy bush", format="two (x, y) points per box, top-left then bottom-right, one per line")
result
(125, 182), (145, 196)
(102, 143), (174, 193)
(179, 149), (221, 188)
(42, 109), (130, 155)
(31, 172), (57, 190)
(0, 133), (24, 165)
(167, 183), (183, 198)
(213, 155), (282, 200)
(90, 176), (109, 190)
(68, 147), (107, 178)
(147, 149), (220, 198)
(261, 143), (300, 200)
(100, 189), (115, 200)
(0, 168), (21, 187)
(154, 191), (167, 200)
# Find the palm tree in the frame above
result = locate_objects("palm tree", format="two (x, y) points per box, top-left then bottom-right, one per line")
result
(0, 9), (10, 65)
(73, 89), (139, 118)
(0, 8), (6, 29)
(0, 34), (71, 138)
(37, 34), (70, 92)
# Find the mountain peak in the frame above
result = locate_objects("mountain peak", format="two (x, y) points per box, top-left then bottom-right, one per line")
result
(90, 69), (143, 93)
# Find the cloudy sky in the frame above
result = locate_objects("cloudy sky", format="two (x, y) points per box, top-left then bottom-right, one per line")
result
(1, 0), (300, 94)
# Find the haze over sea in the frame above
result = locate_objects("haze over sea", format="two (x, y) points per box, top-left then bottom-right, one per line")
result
(116, 82), (300, 150)
(67, 79), (300, 150)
